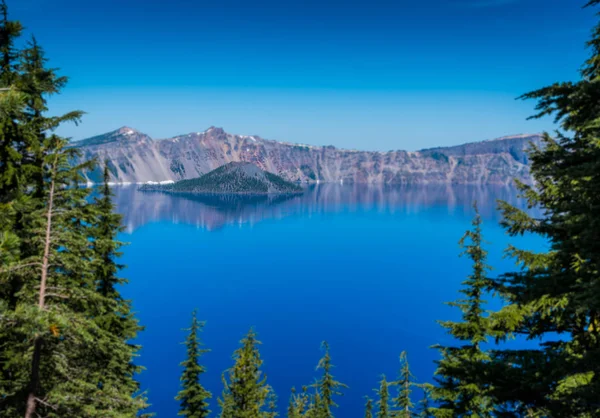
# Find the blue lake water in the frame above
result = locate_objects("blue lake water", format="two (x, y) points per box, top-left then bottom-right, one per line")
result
(114, 184), (544, 417)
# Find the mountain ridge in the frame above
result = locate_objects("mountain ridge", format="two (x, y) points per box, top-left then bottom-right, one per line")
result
(71, 126), (542, 185)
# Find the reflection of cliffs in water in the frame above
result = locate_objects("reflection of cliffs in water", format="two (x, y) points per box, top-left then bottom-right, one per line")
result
(113, 188), (301, 232)
(114, 184), (526, 233)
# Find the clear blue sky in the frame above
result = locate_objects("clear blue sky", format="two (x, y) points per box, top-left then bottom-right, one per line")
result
(12, 0), (596, 150)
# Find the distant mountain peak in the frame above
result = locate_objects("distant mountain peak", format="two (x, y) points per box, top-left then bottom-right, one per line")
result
(205, 126), (226, 136)
(116, 126), (140, 136)
(72, 126), (542, 185)
(72, 126), (149, 147)
(483, 133), (541, 142)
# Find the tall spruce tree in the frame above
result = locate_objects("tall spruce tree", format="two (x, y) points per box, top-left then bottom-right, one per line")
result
(0, 4), (27, 407)
(265, 386), (279, 418)
(484, 1), (600, 416)
(0, 3), (146, 416)
(287, 387), (308, 418)
(287, 389), (299, 418)
(417, 385), (433, 418)
(17, 36), (72, 198)
(365, 397), (374, 418)
(432, 205), (495, 417)
(0, 0), (20, 86)
(375, 375), (390, 418)
(176, 309), (211, 418)
(315, 342), (347, 418)
(392, 352), (415, 418)
(219, 328), (270, 418)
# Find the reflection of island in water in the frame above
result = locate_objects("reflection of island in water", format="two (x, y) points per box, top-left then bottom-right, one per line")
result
(113, 184), (528, 233)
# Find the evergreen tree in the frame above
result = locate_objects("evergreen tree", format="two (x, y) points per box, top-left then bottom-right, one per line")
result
(219, 328), (270, 418)
(431, 205), (495, 417)
(264, 386), (279, 418)
(0, 6), (27, 407)
(392, 352), (415, 418)
(176, 309), (211, 418)
(80, 162), (149, 415)
(287, 387), (304, 418)
(287, 389), (298, 418)
(0, 3), (146, 415)
(0, 0), (29, 209)
(0, 0), (21, 86)
(364, 397), (374, 418)
(10, 137), (104, 417)
(315, 341), (347, 418)
(417, 385), (433, 418)
(375, 375), (390, 418)
(16, 36), (74, 198)
(484, 1), (600, 416)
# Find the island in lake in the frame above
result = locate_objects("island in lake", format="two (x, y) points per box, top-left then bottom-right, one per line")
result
(140, 162), (304, 195)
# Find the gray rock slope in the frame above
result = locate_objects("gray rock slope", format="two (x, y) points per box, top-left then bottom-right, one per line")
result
(71, 126), (541, 185)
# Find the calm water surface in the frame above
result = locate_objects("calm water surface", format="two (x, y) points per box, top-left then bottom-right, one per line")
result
(114, 184), (544, 417)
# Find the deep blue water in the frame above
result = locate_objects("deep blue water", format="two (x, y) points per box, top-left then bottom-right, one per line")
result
(113, 184), (544, 417)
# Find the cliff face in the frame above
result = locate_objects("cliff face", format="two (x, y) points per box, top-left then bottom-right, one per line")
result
(72, 126), (541, 185)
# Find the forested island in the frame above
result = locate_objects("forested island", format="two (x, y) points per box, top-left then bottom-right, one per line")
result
(1, 0), (599, 417)
(140, 162), (304, 195)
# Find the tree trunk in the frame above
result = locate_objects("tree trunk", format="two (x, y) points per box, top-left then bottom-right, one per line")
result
(24, 156), (56, 418)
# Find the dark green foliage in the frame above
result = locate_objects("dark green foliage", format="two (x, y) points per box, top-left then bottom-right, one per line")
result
(264, 171), (302, 192)
(432, 205), (495, 417)
(0, 3), (145, 416)
(416, 385), (433, 418)
(315, 341), (347, 418)
(171, 158), (186, 176)
(481, 1), (600, 416)
(287, 387), (306, 418)
(219, 328), (270, 418)
(376, 375), (390, 418)
(392, 352), (415, 418)
(176, 310), (211, 418)
(265, 386), (279, 418)
(284, 343), (346, 418)
(1, 137), (146, 417)
(300, 164), (317, 180)
(365, 397), (374, 418)
(427, 152), (449, 163)
(0, 0), (21, 86)
(142, 162), (302, 195)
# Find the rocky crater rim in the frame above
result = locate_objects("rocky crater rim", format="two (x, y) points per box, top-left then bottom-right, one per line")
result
(73, 126), (543, 154)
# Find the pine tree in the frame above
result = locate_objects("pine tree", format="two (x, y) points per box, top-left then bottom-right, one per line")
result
(17, 36), (74, 198)
(12, 137), (105, 417)
(77, 162), (149, 415)
(0, 6), (28, 409)
(287, 387), (303, 418)
(264, 386), (279, 418)
(176, 310), (211, 418)
(483, 1), (600, 416)
(315, 341), (347, 418)
(0, 0), (21, 86)
(0, 0), (29, 218)
(431, 205), (495, 417)
(392, 352), (414, 418)
(364, 397), (374, 418)
(0, 3), (146, 415)
(375, 375), (390, 418)
(219, 328), (270, 418)
(416, 385), (433, 418)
